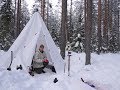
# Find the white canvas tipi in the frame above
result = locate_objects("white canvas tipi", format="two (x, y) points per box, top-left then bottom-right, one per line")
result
(0, 12), (64, 73)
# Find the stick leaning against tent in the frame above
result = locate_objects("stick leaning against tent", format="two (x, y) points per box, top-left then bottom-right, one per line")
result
(7, 41), (38, 72)
(7, 51), (13, 71)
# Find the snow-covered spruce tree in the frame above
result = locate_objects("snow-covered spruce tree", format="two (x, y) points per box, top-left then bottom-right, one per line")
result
(0, 0), (14, 51)
(68, 0), (84, 52)
(71, 34), (83, 53)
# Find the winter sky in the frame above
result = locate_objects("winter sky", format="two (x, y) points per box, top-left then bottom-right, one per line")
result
(25, 0), (34, 11)
(25, 0), (58, 12)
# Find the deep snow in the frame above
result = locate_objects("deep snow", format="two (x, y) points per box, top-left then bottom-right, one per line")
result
(69, 52), (120, 90)
(0, 51), (120, 90)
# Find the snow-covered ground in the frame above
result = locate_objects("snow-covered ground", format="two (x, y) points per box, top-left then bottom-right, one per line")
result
(0, 51), (120, 90)
(0, 50), (5, 56)
(70, 52), (120, 90)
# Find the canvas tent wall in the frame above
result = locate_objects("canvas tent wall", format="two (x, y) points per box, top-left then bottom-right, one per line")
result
(0, 12), (64, 73)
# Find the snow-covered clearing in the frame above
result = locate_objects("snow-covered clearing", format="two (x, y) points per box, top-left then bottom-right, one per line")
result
(70, 52), (120, 90)
(0, 51), (120, 90)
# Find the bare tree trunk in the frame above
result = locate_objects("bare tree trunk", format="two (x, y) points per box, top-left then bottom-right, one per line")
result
(118, 2), (120, 51)
(60, 0), (67, 59)
(108, 0), (113, 52)
(97, 0), (102, 54)
(84, 0), (87, 50)
(14, 0), (17, 38)
(46, 0), (49, 28)
(116, 1), (120, 51)
(103, 0), (109, 51)
(116, 8), (119, 51)
(68, 0), (72, 42)
(41, 0), (45, 21)
(85, 0), (92, 65)
(16, 0), (21, 36)
(41, 0), (43, 18)
(109, 0), (113, 35)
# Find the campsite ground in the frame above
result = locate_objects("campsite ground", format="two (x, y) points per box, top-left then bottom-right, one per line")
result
(0, 51), (120, 90)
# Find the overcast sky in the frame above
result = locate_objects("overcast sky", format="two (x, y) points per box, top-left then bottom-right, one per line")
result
(25, 0), (35, 11)
(25, 0), (58, 12)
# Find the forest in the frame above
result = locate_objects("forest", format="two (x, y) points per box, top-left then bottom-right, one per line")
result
(0, 0), (120, 64)
(0, 0), (120, 90)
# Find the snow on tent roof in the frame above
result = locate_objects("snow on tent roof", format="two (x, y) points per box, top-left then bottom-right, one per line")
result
(0, 12), (64, 74)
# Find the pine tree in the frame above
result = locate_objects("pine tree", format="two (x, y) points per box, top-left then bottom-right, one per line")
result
(41, 0), (45, 21)
(97, 0), (102, 54)
(85, 0), (92, 65)
(16, 0), (21, 36)
(60, 0), (67, 59)
(91, 0), (98, 52)
(103, 0), (109, 52)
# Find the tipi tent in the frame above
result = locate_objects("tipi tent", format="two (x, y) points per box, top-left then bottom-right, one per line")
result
(0, 12), (64, 73)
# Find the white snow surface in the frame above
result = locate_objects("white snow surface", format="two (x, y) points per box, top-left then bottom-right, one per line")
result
(0, 51), (120, 90)
(0, 50), (5, 56)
